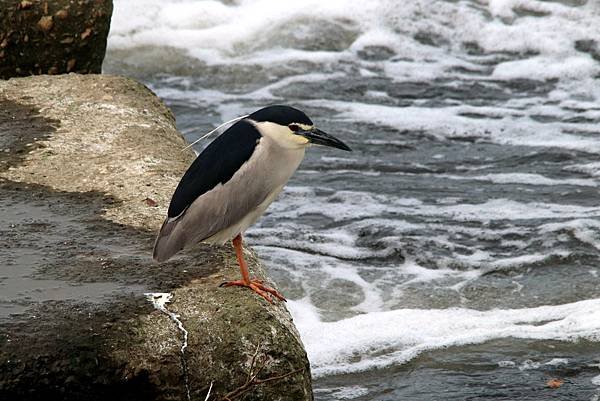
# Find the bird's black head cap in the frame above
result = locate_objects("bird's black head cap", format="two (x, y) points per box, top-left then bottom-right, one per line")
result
(249, 105), (313, 126)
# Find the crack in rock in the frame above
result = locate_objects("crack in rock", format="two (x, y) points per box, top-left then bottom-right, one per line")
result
(145, 292), (191, 401)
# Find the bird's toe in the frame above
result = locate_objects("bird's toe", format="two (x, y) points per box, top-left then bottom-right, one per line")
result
(219, 278), (285, 303)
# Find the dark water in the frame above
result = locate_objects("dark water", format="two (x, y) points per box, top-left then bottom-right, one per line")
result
(105, 0), (600, 398)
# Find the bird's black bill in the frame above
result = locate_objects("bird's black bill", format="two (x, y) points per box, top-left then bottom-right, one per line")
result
(297, 128), (352, 151)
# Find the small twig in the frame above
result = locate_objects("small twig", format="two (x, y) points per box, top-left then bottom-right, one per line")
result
(252, 367), (305, 385)
(246, 342), (262, 383)
(249, 355), (267, 382)
(221, 367), (304, 400)
(220, 349), (305, 401)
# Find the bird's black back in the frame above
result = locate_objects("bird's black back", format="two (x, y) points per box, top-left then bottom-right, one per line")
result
(168, 119), (261, 218)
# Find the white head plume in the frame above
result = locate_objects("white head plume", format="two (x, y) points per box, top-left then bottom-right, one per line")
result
(181, 114), (249, 152)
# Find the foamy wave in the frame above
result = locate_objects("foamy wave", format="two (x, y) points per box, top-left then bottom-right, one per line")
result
(109, 0), (600, 82)
(564, 162), (600, 178)
(318, 385), (369, 400)
(441, 173), (598, 187)
(288, 298), (600, 377)
(540, 219), (600, 250)
(267, 187), (600, 224)
(303, 100), (600, 154)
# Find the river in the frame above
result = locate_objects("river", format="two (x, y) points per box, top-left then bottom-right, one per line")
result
(105, 1), (600, 399)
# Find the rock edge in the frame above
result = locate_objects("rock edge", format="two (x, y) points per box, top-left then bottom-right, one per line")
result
(0, 74), (313, 401)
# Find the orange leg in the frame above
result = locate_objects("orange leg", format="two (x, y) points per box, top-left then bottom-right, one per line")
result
(220, 233), (286, 303)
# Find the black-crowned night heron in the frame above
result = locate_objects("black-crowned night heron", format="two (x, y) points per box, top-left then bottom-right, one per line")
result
(153, 105), (351, 303)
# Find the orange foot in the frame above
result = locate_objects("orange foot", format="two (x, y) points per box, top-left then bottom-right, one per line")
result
(220, 278), (287, 304)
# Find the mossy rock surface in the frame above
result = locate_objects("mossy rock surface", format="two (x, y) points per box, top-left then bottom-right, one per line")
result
(0, 0), (113, 79)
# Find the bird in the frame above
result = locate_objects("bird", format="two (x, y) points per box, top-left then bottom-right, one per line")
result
(153, 105), (351, 303)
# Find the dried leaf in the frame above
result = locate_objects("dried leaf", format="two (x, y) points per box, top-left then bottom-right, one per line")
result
(546, 378), (564, 389)
(144, 197), (158, 207)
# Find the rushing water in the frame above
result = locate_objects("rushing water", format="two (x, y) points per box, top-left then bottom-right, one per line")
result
(105, 0), (600, 399)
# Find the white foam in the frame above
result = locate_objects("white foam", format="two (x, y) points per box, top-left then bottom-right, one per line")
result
(287, 298), (600, 377)
(251, 226), (395, 259)
(456, 252), (570, 274)
(327, 385), (370, 399)
(423, 198), (599, 222)
(269, 187), (600, 224)
(109, 0), (600, 83)
(545, 358), (569, 366)
(493, 56), (598, 81)
(304, 100), (600, 154)
(109, 0), (366, 65)
(441, 173), (598, 187)
(519, 360), (542, 371)
(564, 162), (600, 178)
(540, 219), (600, 250)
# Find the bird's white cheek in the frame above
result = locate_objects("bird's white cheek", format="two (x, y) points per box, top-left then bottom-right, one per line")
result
(269, 132), (307, 149)
(255, 121), (309, 149)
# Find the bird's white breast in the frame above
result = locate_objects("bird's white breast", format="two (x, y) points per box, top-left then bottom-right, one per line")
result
(203, 133), (306, 244)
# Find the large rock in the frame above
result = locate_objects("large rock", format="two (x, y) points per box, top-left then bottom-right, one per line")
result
(0, 0), (113, 79)
(0, 74), (313, 401)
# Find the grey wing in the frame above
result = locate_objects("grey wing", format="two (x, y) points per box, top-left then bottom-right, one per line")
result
(152, 170), (275, 262)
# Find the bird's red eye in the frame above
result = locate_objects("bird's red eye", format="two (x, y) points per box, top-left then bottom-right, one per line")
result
(289, 124), (300, 132)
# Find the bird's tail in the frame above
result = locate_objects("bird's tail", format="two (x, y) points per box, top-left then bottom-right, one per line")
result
(152, 217), (184, 262)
